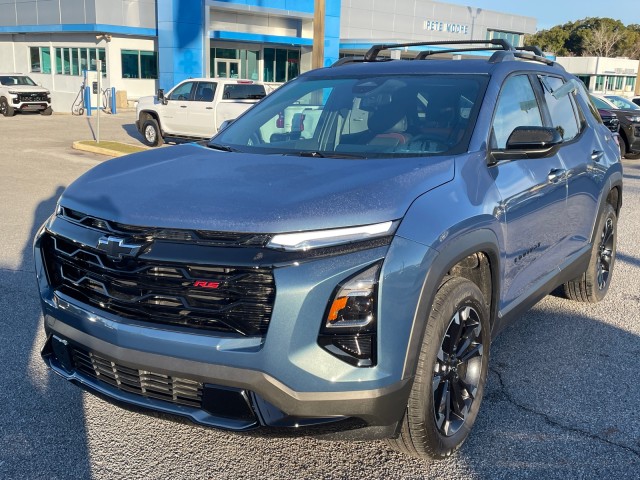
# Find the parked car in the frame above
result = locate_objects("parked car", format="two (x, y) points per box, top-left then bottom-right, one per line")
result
(36, 40), (622, 460)
(136, 78), (267, 146)
(598, 109), (620, 133)
(591, 94), (640, 158)
(0, 73), (52, 116)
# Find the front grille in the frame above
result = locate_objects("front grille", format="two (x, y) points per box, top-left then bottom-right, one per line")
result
(601, 116), (620, 132)
(59, 207), (271, 247)
(18, 93), (48, 102)
(41, 233), (276, 336)
(72, 347), (203, 408)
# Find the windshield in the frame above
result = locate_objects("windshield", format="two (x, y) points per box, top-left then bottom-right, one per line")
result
(212, 74), (487, 158)
(0, 75), (37, 86)
(604, 95), (640, 110)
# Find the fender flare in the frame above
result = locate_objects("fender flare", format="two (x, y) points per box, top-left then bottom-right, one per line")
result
(401, 228), (501, 380)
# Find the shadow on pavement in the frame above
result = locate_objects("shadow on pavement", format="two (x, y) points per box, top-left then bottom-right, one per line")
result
(0, 186), (92, 479)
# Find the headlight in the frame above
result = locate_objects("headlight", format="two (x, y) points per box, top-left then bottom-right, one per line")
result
(318, 262), (382, 367)
(268, 221), (397, 251)
(8, 90), (19, 95)
(325, 263), (379, 329)
(626, 115), (640, 123)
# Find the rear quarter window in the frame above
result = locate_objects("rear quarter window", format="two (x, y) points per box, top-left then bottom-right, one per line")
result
(222, 84), (266, 100)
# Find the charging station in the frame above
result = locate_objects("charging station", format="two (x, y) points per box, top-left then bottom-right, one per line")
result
(82, 69), (117, 116)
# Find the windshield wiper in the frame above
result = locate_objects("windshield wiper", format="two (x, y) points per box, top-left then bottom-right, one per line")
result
(284, 151), (367, 159)
(207, 142), (238, 152)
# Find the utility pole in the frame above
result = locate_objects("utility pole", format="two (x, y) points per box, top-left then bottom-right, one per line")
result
(312, 0), (325, 69)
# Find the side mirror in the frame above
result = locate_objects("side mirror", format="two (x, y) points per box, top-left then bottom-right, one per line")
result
(218, 119), (235, 132)
(491, 126), (562, 162)
(157, 88), (167, 105)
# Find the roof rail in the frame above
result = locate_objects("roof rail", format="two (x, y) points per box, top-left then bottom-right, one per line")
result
(488, 49), (558, 67)
(364, 39), (514, 61)
(330, 56), (366, 67)
(518, 45), (545, 56)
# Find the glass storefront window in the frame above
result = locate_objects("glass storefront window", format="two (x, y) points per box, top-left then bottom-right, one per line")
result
(29, 47), (52, 74)
(71, 49), (79, 76)
(213, 46), (300, 82)
(287, 50), (300, 81)
(595, 75), (604, 91)
(122, 50), (158, 79)
(140, 51), (158, 79)
(263, 48), (275, 82)
(122, 50), (139, 78)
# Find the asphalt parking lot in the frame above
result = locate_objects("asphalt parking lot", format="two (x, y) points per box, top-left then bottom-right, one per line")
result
(0, 111), (639, 479)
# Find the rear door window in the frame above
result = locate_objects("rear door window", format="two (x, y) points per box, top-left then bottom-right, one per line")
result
(539, 76), (581, 142)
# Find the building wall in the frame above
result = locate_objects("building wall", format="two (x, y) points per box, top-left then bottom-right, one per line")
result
(0, 32), (157, 111)
(556, 56), (640, 96)
(340, 0), (536, 46)
(0, 0), (155, 29)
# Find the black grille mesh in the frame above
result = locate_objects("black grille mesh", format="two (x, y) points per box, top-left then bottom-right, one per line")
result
(41, 233), (275, 336)
(72, 347), (203, 408)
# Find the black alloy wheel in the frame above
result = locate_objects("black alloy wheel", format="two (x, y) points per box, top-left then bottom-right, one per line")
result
(386, 276), (490, 459)
(596, 216), (614, 290)
(433, 305), (484, 437)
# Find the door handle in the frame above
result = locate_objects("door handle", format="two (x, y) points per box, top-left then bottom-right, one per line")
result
(206, 107), (213, 110)
(180, 105), (187, 108)
(591, 150), (604, 162)
(548, 168), (565, 183)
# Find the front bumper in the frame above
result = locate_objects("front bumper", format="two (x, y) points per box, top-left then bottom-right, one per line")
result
(35, 215), (434, 439)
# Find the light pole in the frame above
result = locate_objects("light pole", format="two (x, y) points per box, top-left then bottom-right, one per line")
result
(467, 7), (482, 41)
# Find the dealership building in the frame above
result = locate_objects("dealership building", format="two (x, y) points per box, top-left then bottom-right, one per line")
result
(0, 0), (536, 112)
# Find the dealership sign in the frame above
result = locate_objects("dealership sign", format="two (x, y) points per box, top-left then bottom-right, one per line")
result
(423, 20), (469, 35)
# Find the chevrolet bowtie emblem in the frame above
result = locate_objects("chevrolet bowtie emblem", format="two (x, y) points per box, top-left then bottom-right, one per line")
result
(96, 236), (143, 259)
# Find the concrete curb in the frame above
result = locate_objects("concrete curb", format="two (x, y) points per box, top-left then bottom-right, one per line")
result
(72, 141), (147, 157)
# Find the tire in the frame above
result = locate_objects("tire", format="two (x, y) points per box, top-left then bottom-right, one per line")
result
(619, 138), (627, 159)
(386, 276), (490, 459)
(41, 107), (53, 116)
(624, 151), (640, 160)
(0, 97), (15, 117)
(142, 118), (164, 147)
(564, 203), (617, 303)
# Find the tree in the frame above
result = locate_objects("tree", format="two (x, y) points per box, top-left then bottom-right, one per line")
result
(582, 23), (624, 57)
(527, 17), (640, 59)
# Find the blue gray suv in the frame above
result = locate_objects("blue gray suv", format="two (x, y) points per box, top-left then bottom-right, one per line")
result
(35, 40), (622, 459)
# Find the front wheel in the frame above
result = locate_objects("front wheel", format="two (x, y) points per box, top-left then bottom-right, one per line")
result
(386, 276), (490, 459)
(564, 203), (617, 302)
(0, 97), (14, 117)
(142, 118), (164, 147)
(41, 107), (53, 116)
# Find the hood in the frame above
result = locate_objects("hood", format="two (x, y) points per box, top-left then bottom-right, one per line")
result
(5, 84), (48, 93)
(137, 95), (157, 107)
(60, 144), (455, 233)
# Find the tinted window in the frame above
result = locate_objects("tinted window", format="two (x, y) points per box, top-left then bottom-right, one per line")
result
(604, 95), (640, 110)
(590, 96), (611, 110)
(194, 82), (217, 102)
(540, 76), (580, 141)
(168, 81), (195, 101)
(222, 83), (266, 100)
(492, 75), (543, 149)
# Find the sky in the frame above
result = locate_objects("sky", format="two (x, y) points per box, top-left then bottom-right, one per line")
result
(443, 0), (640, 30)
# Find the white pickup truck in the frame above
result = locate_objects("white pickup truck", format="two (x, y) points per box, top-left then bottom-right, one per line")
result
(136, 78), (267, 146)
